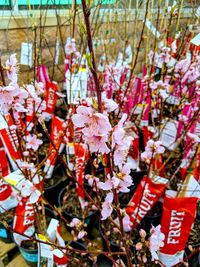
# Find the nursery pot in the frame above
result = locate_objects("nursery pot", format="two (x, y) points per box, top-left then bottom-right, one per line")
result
(0, 208), (16, 243)
(185, 243), (200, 267)
(94, 254), (112, 267)
(130, 170), (147, 186)
(18, 207), (56, 267)
(58, 185), (98, 228)
(0, 219), (13, 243)
(44, 163), (67, 206)
(119, 184), (137, 208)
(140, 201), (163, 232)
(67, 241), (93, 266)
(99, 219), (139, 264)
(18, 245), (38, 267)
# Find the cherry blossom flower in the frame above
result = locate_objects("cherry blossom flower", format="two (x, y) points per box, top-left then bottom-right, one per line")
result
(73, 106), (112, 136)
(83, 134), (110, 154)
(99, 164), (133, 193)
(98, 175), (119, 191)
(141, 140), (164, 164)
(139, 229), (146, 238)
(35, 82), (45, 95)
(122, 211), (133, 232)
(175, 59), (190, 74)
(77, 230), (86, 240)
(20, 180), (41, 204)
(69, 218), (82, 228)
(187, 132), (200, 143)
(85, 174), (100, 189)
(149, 225), (165, 261)
(5, 54), (18, 83)
(102, 92), (118, 113)
(65, 38), (76, 54)
(0, 85), (18, 114)
(146, 140), (165, 154)
(101, 192), (113, 220)
(25, 134), (43, 151)
(135, 242), (143, 250)
(112, 114), (133, 167)
(141, 151), (153, 164)
(72, 105), (112, 154)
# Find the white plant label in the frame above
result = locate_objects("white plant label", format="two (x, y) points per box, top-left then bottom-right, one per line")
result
(145, 19), (161, 39)
(55, 38), (60, 65)
(20, 42), (33, 67)
(191, 33), (200, 46)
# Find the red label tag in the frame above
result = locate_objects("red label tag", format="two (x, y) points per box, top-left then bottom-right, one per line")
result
(0, 115), (22, 163)
(160, 195), (198, 255)
(126, 176), (167, 226)
(0, 178), (12, 201)
(13, 199), (35, 235)
(0, 140), (9, 177)
(44, 82), (58, 116)
(74, 143), (87, 199)
(44, 116), (65, 178)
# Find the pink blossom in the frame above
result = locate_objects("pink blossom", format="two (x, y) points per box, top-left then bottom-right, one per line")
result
(65, 39), (76, 54)
(69, 218), (81, 228)
(5, 54), (18, 83)
(20, 180), (41, 204)
(112, 114), (127, 148)
(122, 212), (133, 232)
(72, 105), (112, 154)
(35, 82), (44, 95)
(83, 134), (110, 154)
(72, 106), (111, 135)
(77, 230), (86, 240)
(187, 132), (200, 143)
(0, 85), (18, 114)
(149, 225), (165, 261)
(135, 242), (143, 251)
(26, 134), (43, 151)
(139, 229), (146, 238)
(146, 140), (165, 154)
(99, 164), (133, 193)
(112, 114), (133, 167)
(102, 92), (118, 113)
(113, 149), (127, 168)
(175, 59), (190, 74)
(98, 176), (119, 191)
(85, 175), (100, 189)
(141, 151), (153, 164)
(101, 192), (113, 220)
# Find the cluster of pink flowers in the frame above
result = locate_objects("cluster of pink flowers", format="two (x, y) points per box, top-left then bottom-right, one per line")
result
(141, 140), (165, 164)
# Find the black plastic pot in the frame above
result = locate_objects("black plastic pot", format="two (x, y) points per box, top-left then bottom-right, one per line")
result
(58, 186), (98, 228)
(99, 219), (139, 264)
(119, 184), (137, 208)
(18, 207), (56, 267)
(185, 243), (200, 267)
(44, 162), (68, 206)
(94, 254), (112, 267)
(0, 219), (13, 243)
(18, 246), (38, 267)
(67, 241), (93, 266)
(130, 170), (147, 186)
(140, 201), (163, 232)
